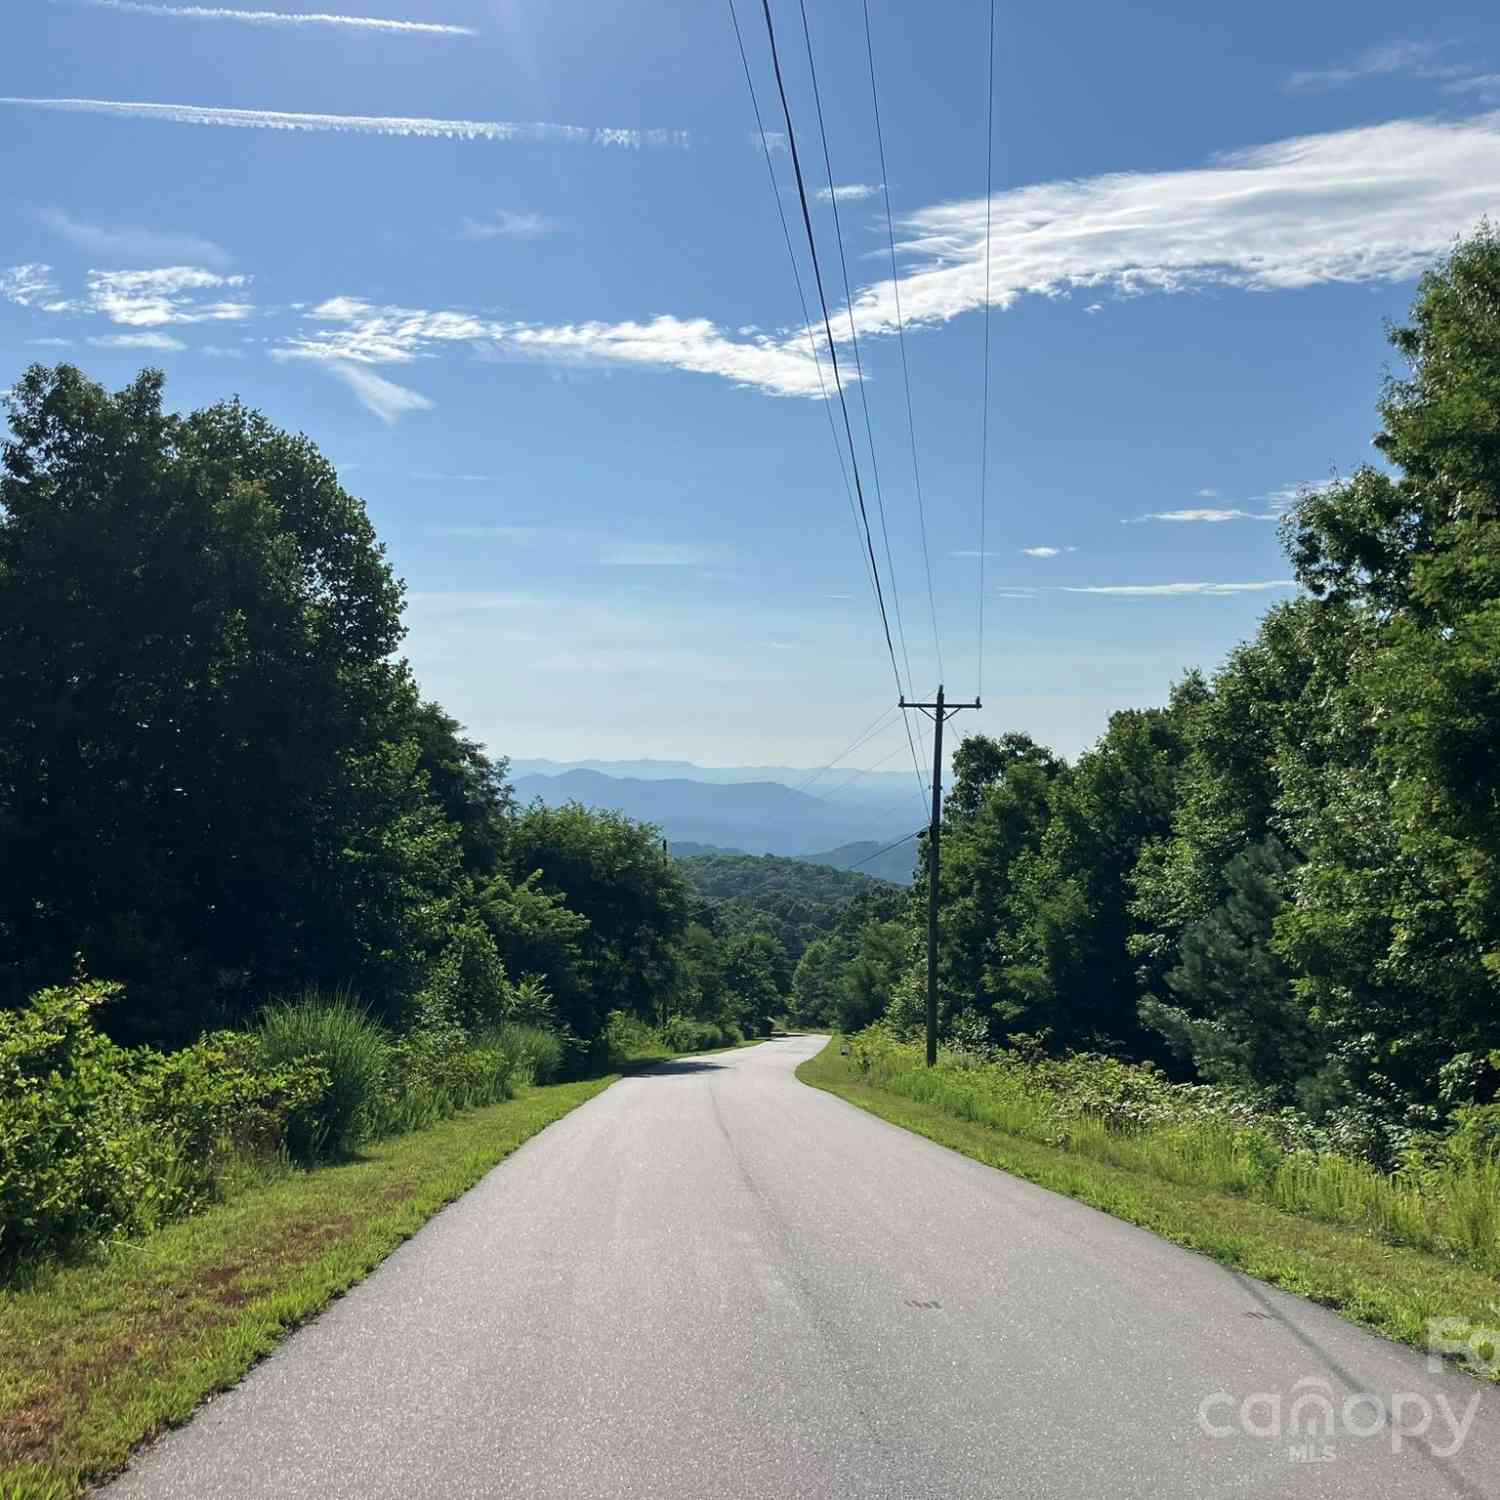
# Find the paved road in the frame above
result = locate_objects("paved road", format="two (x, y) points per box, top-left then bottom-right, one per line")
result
(104, 1036), (1500, 1499)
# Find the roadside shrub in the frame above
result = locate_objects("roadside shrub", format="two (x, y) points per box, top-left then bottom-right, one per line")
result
(258, 993), (390, 1161)
(661, 1016), (724, 1053)
(135, 1029), (328, 1214)
(1, 979), (330, 1267)
(418, 921), (510, 1032)
(603, 1010), (662, 1064)
(0, 978), (155, 1265)
(1448, 1103), (1500, 1166)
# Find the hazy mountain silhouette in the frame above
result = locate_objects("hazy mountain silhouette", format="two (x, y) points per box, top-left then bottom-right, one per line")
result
(510, 768), (913, 859)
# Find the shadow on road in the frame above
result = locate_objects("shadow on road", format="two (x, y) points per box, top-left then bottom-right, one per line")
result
(631, 1058), (729, 1078)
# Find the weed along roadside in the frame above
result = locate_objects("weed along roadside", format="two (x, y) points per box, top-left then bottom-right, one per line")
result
(797, 1035), (1500, 1371)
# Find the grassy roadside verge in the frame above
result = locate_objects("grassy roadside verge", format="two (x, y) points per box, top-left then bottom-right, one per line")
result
(0, 1074), (616, 1500)
(797, 1038), (1500, 1371)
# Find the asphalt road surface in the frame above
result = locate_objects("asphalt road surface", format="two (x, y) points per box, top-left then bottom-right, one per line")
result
(103, 1036), (1500, 1499)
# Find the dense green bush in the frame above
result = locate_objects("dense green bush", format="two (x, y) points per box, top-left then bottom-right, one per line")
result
(661, 1016), (725, 1053)
(0, 978), (157, 1264)
(601, 1010), (741, 1065)
(257, 994), (391, 1161)
(0, 980), (327, 1266)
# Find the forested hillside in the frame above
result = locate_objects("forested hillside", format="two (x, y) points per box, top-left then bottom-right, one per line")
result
(817, 229), (1500, 1165)
(676, 851), (903, 975)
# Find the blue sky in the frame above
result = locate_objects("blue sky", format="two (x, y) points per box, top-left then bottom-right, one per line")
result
(4, 2), (1500, 788)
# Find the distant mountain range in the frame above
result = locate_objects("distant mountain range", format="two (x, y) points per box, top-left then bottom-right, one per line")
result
(510, 764), (923, 873)
(508, 755), (917, 812)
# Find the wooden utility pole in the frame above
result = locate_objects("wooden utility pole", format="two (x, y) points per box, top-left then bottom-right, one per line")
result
(900, 685), (981, 1065)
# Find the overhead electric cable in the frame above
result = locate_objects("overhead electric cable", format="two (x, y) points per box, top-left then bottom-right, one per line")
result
(847, 826), (923, 873)
(860, 0), (943, 684)
(977, 0), (997, 695)
(726, 0), (880, 611)
(820, 735), (913, 799)
(792, 702), (902, 794)
(794, 0), (914, 700)
(755, 0), (925, 806)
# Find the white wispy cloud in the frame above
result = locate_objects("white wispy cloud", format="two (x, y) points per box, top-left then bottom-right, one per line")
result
(84, 267), (252, 325)
(326, 362), (434, 423)
(838, 111), (1500, 343)
(1062, 580), (1296, 597)
(1197, 487), (1219, 497)
(73, 1), (475, 34)
(455, 210), (557, 241)
(0, 98), (691, 148)
(1, 264), (64, 307)
(26, 336), (74, 346)
(1284, 40), (1470, 94)
(36, 206), (231, 268)
(275, 297), (830, 399)
(3, 263), (251, 325)
(1084, 302), (1103, 314)
(816, 182), (883, 202)
(1128, 507), (1276, 523)
(751, 130), (787, 153)
(269, 109), (1500, 404)
(87, 331), (186, 349)
(1021, 545), (1066, 557)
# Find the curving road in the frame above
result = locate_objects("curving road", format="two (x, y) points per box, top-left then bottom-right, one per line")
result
(103, 1036), (1500, 1499)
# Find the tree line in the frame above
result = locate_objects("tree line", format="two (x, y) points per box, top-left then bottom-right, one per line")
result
(800, 228), (1500, 1161)
(0, 363), (815, 1054)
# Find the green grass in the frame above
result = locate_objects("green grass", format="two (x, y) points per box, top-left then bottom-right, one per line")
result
(797, 1037), (1500, 1372)
(0, 1074), (615, 1500)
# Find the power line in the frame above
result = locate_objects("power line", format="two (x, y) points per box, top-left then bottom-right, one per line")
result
(860, 0), (943, 686)
(755, 0), (901, 698)
(820, 739), (912, 801)
(755, 0), (927, 811)
(793, 0), (930, 810)
(977, 0), (997, 697)
(726, 0), (880, 616)
(846, 825), (923, 873)
(794, 0), (913, 703)
(791, 702), (901, 794)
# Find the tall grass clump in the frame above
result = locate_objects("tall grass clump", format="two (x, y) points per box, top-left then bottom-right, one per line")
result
(481, 1023), (566, 1087)
(257, 992), (390, 1161)
(842, 1026), (1500, 1275)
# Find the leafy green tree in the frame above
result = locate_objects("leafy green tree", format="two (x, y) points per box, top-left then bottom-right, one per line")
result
(505, 803), (688, 1034)
(471, 871), (590, 1031)
(791, 935), (844, 1026)
(993, 690), (1203, 1051)
(935, 733), (1063, 1033)
(1141, 837), (1321, 1097)
(1273, 228), (1500, 1115)
(0, 365), (453, 1039)
(837, 918), (909, 1034)
(722, 928), (785, 1036)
